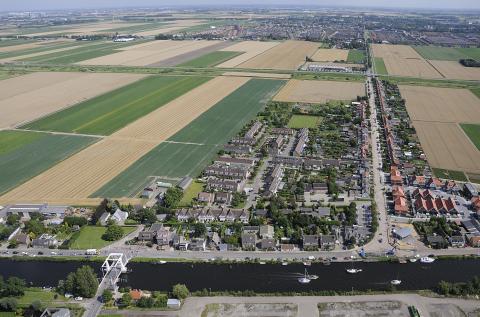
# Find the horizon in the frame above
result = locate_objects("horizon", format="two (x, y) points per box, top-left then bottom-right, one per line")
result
(2, 0), (480, 12)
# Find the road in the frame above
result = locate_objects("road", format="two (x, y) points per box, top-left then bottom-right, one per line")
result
(101, 293), (480, 317)
(363, 75), (392, 254)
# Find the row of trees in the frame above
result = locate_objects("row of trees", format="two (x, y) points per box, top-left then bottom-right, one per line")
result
(57, 266), (98, 298)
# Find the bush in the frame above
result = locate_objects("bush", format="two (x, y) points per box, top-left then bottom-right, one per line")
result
(102, 289), (113, 303)
(172, 284), (189, 300)
(102, 224), (124, 241)
(0, 298), (17, 311)
(137, 296), (155, 308)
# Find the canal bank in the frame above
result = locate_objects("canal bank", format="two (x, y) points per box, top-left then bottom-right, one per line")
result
(1, 257), (479, 293)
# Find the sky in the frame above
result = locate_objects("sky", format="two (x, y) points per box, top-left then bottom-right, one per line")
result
(1, 0), (480, 11)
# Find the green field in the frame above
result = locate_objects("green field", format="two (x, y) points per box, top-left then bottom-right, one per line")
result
(432, 168), (468, 182)
(69, 226), (137, 249)
(460, 123), (480, 151)
(374, 57), (388, 75)
(18, 40), (148, 64)
(93, 78), (285, 198)
(287, 114), (322, 129)
(0, 39), (36, 47)
(23, 76), (210, 135)
(347, 49), (366, 64)
(413, 46), (480, 61)
(0, 41), (83, 60)
(471, 87), (480, 99)
(179, 181), (204, 206)
(0, 131), (96, 194)
(100, 21), (168, 33)
(179, 51), (242, 67)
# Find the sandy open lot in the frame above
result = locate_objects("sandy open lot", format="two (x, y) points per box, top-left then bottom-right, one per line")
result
(399, 86), (480, 123)
(310, 48), (349, 61)
(238, 40), (319, 70)
(274, 79), (365, 103)
(77, 40), (221, 66)
(429, 60), (480, 80)
(372, 44), (442, 78)
(134, 19), (206, 36)
(215, 41), (281, 68)
(0, 76), (249, 201)
(0, 72), (146, 129)
(413, 121), (480, 174)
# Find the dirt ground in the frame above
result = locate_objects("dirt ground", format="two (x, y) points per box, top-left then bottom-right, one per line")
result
(274, 79), (365, 103)
(0, 76), (249, 201)
(0, 72), (146, 129)
(318, 301), (408, 317)
(238, 40), (319, 70)
(399, 86), (480, 123)
(429, 60), (480, 80)
(372, 44), (442, 78)
(429, 303), (479, 317)
(216, 41), (281, 68)
(310, 48), (349, 61)
(202, 303), (297, 317)
(77, 40), (222, 66)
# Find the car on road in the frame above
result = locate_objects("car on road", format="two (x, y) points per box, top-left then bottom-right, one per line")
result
(38, 251), (44, 255)
(50, 251), (57, 255)
(74, 297), (83, 301)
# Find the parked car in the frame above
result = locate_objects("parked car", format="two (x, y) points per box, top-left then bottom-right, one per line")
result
(74, 297), (83, 301)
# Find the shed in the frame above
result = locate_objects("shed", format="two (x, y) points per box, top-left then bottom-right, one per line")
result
(392, 227), (412, 240)
(167, 298), (181, 309)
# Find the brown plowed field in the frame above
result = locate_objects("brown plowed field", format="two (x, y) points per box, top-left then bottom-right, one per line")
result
(77, 40), (221, 66)
(0, 72), (147, 129)
(399, 86), (480, 123)
(0, 76), (249, 201)
(372, 44), (442, 78)
(216, 41), (281, 68)
(400, 85), (480, 174)
(274, 79), (365, 103)
(429, 60), (480, 81)
(238, 40), (319, 70)
(134, 20), (206, 36)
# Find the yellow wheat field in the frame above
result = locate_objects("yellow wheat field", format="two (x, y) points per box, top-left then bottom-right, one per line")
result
(215, 41), (281, 68)
(310, 48), (349, 61)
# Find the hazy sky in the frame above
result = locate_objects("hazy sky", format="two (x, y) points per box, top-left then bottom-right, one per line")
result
(2, 0), (480, 11)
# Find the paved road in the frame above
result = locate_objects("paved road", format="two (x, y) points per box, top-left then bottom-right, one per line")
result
(101, 293), (480, 317)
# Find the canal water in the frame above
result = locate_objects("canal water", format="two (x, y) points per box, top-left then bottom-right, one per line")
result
(1, 258), (478, 292)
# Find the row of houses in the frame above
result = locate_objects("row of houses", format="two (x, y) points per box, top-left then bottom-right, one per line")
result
(392, 186), (458, 216)
(264, 164), (283, 197)
(224, 121), (263, 154)
(0, 204), (70, 223)
(272, 155), (348, 170)
(175, 208), (249, 223)
(293, 128), (308, 157)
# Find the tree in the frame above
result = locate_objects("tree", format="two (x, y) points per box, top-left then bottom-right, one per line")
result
(163, 187), (184, 208)
(60, 266), (99, 298)
(193, 223), (206, 238)
(0, 298), (17, 311)
(64, 216), (88, 227)
(6, 214), (20, 226)
(102, 224), (124, 241)
(24, 219), (45, 236)
(137, 296), (155, 308)
(102, 289), (113, 303)
(120, 293), (132, 307)
(4, 276), (26, 297)
(92, 199), (109, 224)
(172, 284), (189, 299)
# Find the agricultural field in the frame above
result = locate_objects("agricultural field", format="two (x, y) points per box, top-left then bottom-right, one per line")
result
(287, 114), (323, 129)
(133, 19), (207, 36)
(0, 72), (146, 129)
(372, 44), (442, 78)
(222, 72), (291, 79)
(93, 78), (285, 198)
(19, 21), (145, 37)
(69, 226), (137, 249)
(432, 168), (468, 182)
(0, 130), (96, 195)
(310, 48), (349, 61)
(18, 40), (149, 64)
(274, 79), (365, 104)
(413, 46), (480, 61)
(400, 85), (480, 174)
(374, 57), (388, 75)
(0, 40), (82, 62)
(347, 49), (366, 64)
(77, 40), (222, 66)
(428, 60), (480, 81)
(179, 51), (242, 67)
(461, 124), (480, 150)
(238, 40), (318, 70)
(24, 76), (210, 135)
(1, 76), (249, 203)
(216, 41), (281, 68)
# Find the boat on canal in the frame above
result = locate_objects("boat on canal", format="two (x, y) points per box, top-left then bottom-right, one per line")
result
(298, 269), (311, 284)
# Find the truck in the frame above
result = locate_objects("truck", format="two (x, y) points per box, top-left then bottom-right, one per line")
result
(85, 249), (98, 255)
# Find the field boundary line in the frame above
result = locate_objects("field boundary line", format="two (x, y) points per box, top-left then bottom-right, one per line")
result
(12, 128), (106, 139)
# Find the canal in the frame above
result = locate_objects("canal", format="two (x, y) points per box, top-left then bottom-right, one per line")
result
(0, 258), (478, 292)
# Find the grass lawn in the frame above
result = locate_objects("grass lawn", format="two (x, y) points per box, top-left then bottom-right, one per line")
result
(287, 114), (322, 129)
(347, 49), (366, 64)
(432, 168), (468, 182)
(0, 131), (96, 194)
(179, 51), (242, 67)
(93, 79), (285, 198)
(460, 123), (480, 151)
(374, 57), (388, 75)
(69, 226), (137, 249)
(471, 87), (480, 99)
(179, 181), (204, 207)
(15, 288), (63, 306)
(24, 76), (210, 135)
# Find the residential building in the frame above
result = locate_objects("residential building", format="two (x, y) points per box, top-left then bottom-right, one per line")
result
(464, 183), (479, 199)
(319, 235), (336, 250)
(302, 234), (319, 250)
(207, 178), (245, 192)
(390, 166), (403, 185)
(241, 233), (257, 250)
(260, 238), (276, 250)
(392, 227), (412, 240)
(41, 308), (70, 317)
(111, 208), (128, 225)
(215, 192), (233, 205)
(189, 238), (206, 251)
(32, 234), (58, 248)
(426, 235), (447, 248)
(197, 192), (215, 204)
(449, 235), (465, 248)
(259, 225), (274, 239)
(293, 128), (308, 157)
